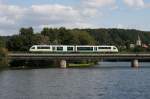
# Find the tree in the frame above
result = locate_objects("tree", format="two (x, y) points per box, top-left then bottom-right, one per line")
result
(41, 28), (59, 43)
(0, 37), (8, 67)
(0, 37), (5, 48)
(0, 47), (8, 68)
(70, 30), (96, 45)
(33, 34), (50, 45)
(19, 27), (34, 36)
(57, 27), (73, 44)
(133, 46), (146, 52)
(7, 35), (25, 51)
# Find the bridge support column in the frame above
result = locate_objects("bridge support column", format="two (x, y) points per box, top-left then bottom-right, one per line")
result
(60, 60), (67, 68)
(131, 59), (139, 68)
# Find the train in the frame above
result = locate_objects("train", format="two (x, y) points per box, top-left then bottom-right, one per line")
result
(29, 45), (119, 53)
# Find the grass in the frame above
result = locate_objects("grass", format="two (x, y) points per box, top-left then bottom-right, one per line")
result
(69, 63), (95, 68)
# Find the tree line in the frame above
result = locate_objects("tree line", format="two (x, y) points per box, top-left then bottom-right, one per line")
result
(1, 27), (150, 52)
(6, 27), (95, 51)
(0, 37), (8, 68)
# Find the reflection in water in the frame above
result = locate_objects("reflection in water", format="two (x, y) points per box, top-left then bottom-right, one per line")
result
(0, 62), (150, 99)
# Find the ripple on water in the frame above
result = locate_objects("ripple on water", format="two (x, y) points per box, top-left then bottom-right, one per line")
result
(0, 62), (150, 99)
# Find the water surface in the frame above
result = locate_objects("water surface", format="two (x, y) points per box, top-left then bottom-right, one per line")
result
(0, 62), (150, 99)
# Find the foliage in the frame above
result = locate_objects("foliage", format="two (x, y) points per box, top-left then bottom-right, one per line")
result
(41, 27), (96, 45)
(41, 27), (59, 44)
(33, 34), (50, 45)
(132, 46), (146, 52)
(0, 48), (8, 68)
(7, 34), (50, 51)
(70, 30), (96, 45)
(4, 27), (150, 52)
(19, 27), (34, 36)
(0, 37), (5, 48)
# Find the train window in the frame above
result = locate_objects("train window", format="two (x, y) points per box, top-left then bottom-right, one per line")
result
(113, 47), (117, 49)
(98, 47), (103, 49)
(67, 47), (73, 51)
(37, 47), (50, 49)
(57, 47), (63, 50)
(98, 47), (111, 49)
(77, 47), (93, 51)
(94, 47), (97, 51)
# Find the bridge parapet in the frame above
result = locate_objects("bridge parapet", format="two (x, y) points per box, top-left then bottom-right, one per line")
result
(8, 53), (150, 60)
(8, 53), (150, 68)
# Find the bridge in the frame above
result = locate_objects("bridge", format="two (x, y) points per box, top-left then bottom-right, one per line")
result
(8, 53), (150, 68)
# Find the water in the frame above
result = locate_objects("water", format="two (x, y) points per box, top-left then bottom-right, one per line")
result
(0, 62), (150, 99)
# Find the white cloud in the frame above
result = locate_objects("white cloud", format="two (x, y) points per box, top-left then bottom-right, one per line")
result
(1, 0), (149, 35)
(81, 8), (103, 17)
(0, 3), (92, 35)
(114, 24), (150, 31)
(38, 22), (96, 29)
(116, 24), (125, 29)
(0, 0), (120, 35)
(123, 0), (148, 8)
(0, 17), (15, 25)
(0, 4), (26, 20)
(82, 0), (116, 8)
(30, 4), (81, 23)
(79, 0), (117, 18)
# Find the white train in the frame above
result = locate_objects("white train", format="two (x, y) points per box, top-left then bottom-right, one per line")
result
(29, 45), (118, 53)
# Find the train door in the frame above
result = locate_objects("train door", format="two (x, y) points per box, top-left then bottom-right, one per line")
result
(63, 46), (68, 52)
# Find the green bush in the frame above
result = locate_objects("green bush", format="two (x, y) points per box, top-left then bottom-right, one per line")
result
(132, 46), (146, 52)
(0, 48), (9, 68)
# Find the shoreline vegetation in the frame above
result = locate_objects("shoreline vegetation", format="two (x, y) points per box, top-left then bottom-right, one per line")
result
(0, 48), (9, 69)
(9, 60), (96, 69)
(1, 27), (150, 69)
(69, 63), (95, 68)
(10, 63), (95, 70)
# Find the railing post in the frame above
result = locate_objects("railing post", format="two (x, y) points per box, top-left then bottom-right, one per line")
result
(131, 59), (139, 68)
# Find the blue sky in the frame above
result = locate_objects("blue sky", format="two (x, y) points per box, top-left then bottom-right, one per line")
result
(0, 0), (150, 35)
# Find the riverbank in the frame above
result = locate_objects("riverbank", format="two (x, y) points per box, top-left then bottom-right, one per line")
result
(6, 63), (95, 70)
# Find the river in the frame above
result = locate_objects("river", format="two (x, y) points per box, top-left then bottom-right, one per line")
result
(0, 62), (150, 99)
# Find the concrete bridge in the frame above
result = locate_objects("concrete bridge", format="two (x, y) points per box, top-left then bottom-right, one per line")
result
(8, 53), (150, 68)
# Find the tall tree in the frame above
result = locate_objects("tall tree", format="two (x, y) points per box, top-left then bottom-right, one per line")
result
(33, 34), (50, 45)
(41, 28), (59, 44)
(0, 37), (5, 48)
(70, 30), (96, 45)
(19, 27), (34, 36)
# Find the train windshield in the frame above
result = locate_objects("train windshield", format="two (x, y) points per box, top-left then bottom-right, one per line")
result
(113, 47), (117, 49)
(31, 46), (35, 49)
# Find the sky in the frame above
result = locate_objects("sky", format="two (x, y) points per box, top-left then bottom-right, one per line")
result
(0, 0), (150, 35)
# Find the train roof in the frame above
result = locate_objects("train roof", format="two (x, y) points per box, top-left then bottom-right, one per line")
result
(32, 45), (116, 46)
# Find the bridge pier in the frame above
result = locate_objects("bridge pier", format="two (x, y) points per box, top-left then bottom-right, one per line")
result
(60, 60), (67, 68)
(131, 59), (139, 68)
